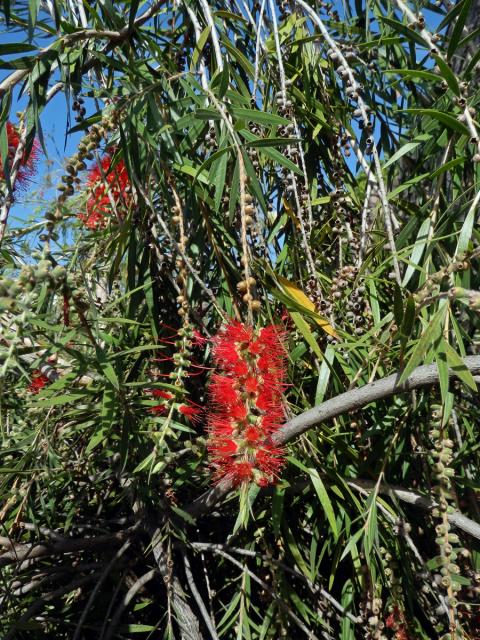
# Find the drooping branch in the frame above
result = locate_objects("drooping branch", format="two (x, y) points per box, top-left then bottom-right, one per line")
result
(347, 479), (480, 540)
(273, 356), (480, 445)
(185, 356), (480, 519)
(0, 527), (136, 568)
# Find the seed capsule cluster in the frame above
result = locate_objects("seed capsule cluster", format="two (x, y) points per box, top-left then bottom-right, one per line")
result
(0, 261), (67, 312)
(275, 83), (311, 237)
(205, 124), (217, 150)
(164, 183), (205, 424)
(55, 110), (121, 209)
(429, 405), (466, 638)
(72, 95), (86, 123)
(360, 590), (387, 640)
(413, 257), (471, 311)
(380, 546), (410, 639)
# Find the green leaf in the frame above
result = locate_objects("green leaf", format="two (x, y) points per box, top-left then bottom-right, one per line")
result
(289, 311), (323, 359)
(95, 347), (120, 390)
(443, 340), (477, 391)
(393, 284), (404, 326)
(447, 0), (472, 60)
(435, 341), (450, 403)
(432, 54), (460, 96)
(456, 200), (475, 255)
(384, 69), (440, 84)
(380, 16), (430, 47)
(315, 344), (335, 404)
(0, 43), (38, 55)
(399, 303), (448, 383)
(429, 156), (466, 180)
(244, 137), (301, 148)
(401, 109), (470, 135)
(32, 393), (86, 408)
(383, 135), (430, 169)
(399, 295), (416, 341)
(230, 107), (291, 127)
(272, 487), (284, 537)
(308, 467), (339, 540)
(194, 108), (222, 121)
(402, 217), (431, 286)
(192, 25), (211, 68)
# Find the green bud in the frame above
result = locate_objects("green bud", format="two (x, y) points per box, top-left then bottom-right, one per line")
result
(51, 266), (66, 282)
(0, 297), (15, 311)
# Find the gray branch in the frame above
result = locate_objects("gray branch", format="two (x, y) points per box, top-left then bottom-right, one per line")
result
(186, 356), (480, 520)
(0, 528), (136, 568)
(147, 523), (203, 640)
(273, 356), (480, 445)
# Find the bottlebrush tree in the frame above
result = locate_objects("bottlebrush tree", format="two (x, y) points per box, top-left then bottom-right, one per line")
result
(1, 1), (480, 639)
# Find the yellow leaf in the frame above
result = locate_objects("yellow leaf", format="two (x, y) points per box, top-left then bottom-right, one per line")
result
(282, 198), (301, 230)
(277, 275), (338, 338)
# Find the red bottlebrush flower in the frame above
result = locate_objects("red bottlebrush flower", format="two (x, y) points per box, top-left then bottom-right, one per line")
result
(255, 446), (284, 480)
(28, 370), (49, 394)
(178, 402), (203, 422)
(150, 404), (168, 416)
(244, 426), (261, 444)
(0, 122), (40, 189)
(151, 389), (173, 400)
(210, 375), (239, 405)
(244, 376), (259, 395)
(148, 388), (173, 415)
(78, 153), (131, 229)
(209, 438), (238, 458)
(207, 320), (287, 487)
(191, 329), (207, 347)
(385, 607), (410, 640)
(231, 461), (254, 484)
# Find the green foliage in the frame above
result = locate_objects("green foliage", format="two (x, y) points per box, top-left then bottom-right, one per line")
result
(1, 1), (480, 639)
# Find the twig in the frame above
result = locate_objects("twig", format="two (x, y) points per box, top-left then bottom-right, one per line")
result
(147, 523), (203, 640)
(104, 569), (158, 640)
(138, 183), (223, 317)
(184, 5), (209, 92)
(347, 478), (480, 540)
(198, 545), (322, 639)
(72, 539), (132, 640)
(197, 0), (224, 72)
(185, 356), (480, 518)
(182, 550), (220, 640)
(189, 542), (361, 624)
(253, 0), (267, 100)
(273, 356), (480, 445)
(0, 1), (166, 98)
(0, 528), (136, 568)
(4, 573), (100, 640)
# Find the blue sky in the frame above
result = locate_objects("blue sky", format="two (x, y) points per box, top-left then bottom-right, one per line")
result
(1, 27), (84, 227)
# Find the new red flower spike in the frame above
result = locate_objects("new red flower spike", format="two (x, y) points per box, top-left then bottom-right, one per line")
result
(207, 320), (286, 487)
